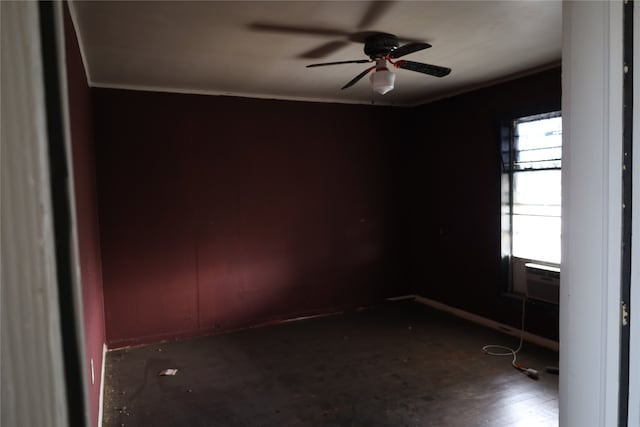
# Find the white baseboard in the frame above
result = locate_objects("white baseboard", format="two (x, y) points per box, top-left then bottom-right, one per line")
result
(387, 294), (559, 352)
(385, 295), (418, 302)
(98, 343), (107, 427)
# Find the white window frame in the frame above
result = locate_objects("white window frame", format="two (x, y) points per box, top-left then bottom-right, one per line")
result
(501, 111), (562, 296)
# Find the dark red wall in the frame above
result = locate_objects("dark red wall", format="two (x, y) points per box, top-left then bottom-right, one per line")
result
(93, 90), (410, 347)
(64, 5), (106, 427)
(90, 66), (561, 349)
(407, 68), (562, 339)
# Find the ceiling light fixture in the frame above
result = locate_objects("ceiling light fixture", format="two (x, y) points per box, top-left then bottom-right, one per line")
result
(306, 33), (451, 94)
(370, 58), (395, 95)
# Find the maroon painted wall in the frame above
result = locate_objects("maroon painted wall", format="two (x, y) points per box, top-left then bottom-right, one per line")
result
(64, 5), (106, 427)
(407, 68), (562, 340)
(93, 90), (410, 347)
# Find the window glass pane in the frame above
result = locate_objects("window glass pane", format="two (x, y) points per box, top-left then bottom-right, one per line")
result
(508, 113), (562, 266)
(501, 174), (511, 258)
(514, 116), (562, 170)
(513, 170), (561, 217)
(516, 146), (561, 165)
(512, 170), (561, 263)
(512, 214), (561, 264)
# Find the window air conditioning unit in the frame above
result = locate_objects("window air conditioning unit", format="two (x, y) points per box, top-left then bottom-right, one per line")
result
(525, 263), (560, 305)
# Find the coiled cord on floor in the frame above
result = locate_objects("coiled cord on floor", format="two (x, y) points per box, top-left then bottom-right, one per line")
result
(482, 298), (538, 379)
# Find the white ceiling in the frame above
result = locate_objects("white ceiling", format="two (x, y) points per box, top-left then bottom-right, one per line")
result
(69, 1), (562, 107)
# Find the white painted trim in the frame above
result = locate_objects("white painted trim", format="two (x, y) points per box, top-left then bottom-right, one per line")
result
(88, 81), (401, 107)
(409, 60), (561, 107)
(385, 295), (419, 302)
(561, 2), (623, 426)
(278, 311), (343, 324)
(603, 5), (625, 422)
(0, 2), (70, 425)
(86, 61), (560, 109)
(108, 309), (353, 351)
(628, 3), (640, 425)
(98, 343), (107, 427)
(412, 296), (559, 352)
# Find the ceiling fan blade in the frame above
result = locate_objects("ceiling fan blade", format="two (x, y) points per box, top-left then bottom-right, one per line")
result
(357, 1), (395, 29)
(249, 23), (350, 38)
(341, 66), (376, 90)
(299, 40), (351, 59)
(389, 42), (432, 59)
(307, 59), (371, 68)
(396, 60), (451, 77)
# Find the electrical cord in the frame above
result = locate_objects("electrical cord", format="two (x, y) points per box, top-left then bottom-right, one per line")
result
(482, 297), (539, 379)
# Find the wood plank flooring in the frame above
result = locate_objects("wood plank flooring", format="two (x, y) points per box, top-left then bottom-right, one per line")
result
(103, 301), (558, 427)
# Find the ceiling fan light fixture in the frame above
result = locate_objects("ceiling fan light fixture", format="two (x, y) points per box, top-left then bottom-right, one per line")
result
(305, 33), (450, 94)
(370, 66), (395, 95)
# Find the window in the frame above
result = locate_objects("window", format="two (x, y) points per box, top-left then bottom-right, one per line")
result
(501, 112), (562, 293)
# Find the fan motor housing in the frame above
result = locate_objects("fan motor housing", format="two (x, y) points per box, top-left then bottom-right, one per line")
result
(364, 33), (399, 57)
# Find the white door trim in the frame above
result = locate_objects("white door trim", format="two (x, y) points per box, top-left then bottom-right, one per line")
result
(0, 2), (71, 425)
(560, 1), (623, 426)
(628, 3), (640, 426)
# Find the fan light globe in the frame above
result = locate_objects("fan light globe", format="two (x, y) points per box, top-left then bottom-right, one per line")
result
(370, 68), (395, 95)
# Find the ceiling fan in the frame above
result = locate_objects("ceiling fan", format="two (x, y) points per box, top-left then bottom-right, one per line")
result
(249, 1), (399, 59)
(306, 32), (451, 95)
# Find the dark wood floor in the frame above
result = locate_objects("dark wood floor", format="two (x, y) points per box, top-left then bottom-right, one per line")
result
(103, 301), (558, 427)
